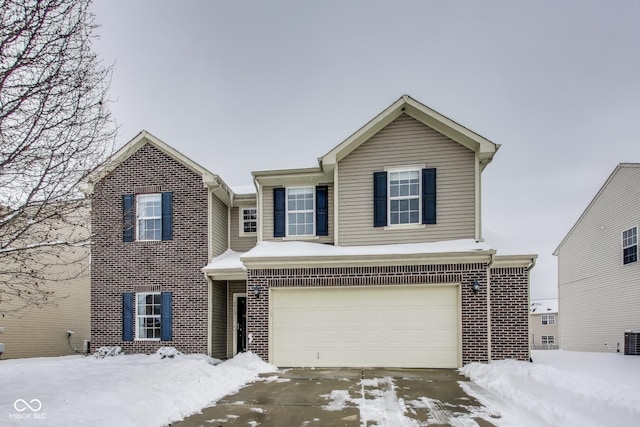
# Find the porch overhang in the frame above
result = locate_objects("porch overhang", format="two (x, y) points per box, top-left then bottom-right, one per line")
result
(240, 240), (498, 269)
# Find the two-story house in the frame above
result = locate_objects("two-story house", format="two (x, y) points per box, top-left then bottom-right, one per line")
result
(206, 95), (536, 368)
(554, 163), (640, 353)
(86, 95), (536, 367)
(529, 298), (559, 349)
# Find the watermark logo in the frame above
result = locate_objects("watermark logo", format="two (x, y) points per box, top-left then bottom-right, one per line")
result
(9, 399), (46, 421)
(14, 399), (42, 412)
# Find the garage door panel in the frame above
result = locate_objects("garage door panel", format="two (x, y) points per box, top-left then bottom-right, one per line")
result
(271, 285), (459, 368)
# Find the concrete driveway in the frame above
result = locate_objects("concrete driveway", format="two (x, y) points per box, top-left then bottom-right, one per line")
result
(172, 368), (499, 426)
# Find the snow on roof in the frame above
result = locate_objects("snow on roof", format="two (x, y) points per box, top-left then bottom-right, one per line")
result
(242, 239), (492, 259)
(230, 184), (256, 195)
(204, 249), (246, 271)
(530, 298), (558, 314)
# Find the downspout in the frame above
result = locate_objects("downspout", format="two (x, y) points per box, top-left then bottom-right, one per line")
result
(526, 256), (536, 361)
(486, 253), (495, 363)
(205, 273), (212, 357)
(253, 176), (263, 243)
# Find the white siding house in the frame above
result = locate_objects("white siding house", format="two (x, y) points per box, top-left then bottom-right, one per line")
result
(554, 163), (640, 352)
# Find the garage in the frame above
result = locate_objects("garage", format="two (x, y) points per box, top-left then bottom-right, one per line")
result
(270, 285), (460, 368)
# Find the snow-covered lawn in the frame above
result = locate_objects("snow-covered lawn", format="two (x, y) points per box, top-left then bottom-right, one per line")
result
(460, 350), (640, 427)
(1, 349), (638, 426)
(1, 350), (275, 426)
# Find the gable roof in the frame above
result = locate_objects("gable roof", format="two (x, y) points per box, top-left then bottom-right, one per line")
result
(80, 130), (234, 204)
(319, 95), (500, 172)
(553, 163), (640, 255)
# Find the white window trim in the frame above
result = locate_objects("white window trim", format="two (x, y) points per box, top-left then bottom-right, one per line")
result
(541, 314), (555, 325)
(622, 226), (638, 264)
(386, 167), (422, 227)
(239, 207), (257, 236)
(136, 193), (162, 241)
(541, 335), (555, 344)
(285, 186), (315, 237)
(135, 292), (161, 341)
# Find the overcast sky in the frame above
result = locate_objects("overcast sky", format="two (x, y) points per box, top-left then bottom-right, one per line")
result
(90, 0), (639, 300)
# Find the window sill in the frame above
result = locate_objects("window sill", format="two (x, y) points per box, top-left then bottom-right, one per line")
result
(239, 232), (257, 238)
(283, 235), (320, 241)
(383, 224), (426, 231)
(134, 338), (161, 342)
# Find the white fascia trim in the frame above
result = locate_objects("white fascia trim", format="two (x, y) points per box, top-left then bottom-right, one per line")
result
(242, 250), (496, 269)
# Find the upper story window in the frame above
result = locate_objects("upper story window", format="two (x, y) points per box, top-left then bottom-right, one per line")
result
(622, 226), (638, 265)
(287, 187), (315, 236)
(137, 194), (162, 240)
(541, 314), (555, 325)
(388, 170), (420, 225)
(374, 168), (436, 227)
(241, 207), (257, 235)
(122, 192), (173, 242)
(273, 186), (328, 238)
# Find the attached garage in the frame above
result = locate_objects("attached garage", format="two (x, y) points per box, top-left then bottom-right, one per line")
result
(270, 284), (460, 368)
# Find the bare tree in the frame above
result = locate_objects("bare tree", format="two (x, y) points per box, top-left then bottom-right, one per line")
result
(0, 0), (116, 316)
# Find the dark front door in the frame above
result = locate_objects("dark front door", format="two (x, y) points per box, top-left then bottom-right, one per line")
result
(236, 296), (247, 353)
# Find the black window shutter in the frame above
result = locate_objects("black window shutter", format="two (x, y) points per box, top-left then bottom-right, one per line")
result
(422, 168), (436, 224)
(161, 292), (172, 341)
(373, 172), (388, 227)
(122, 194), (134, 242)
(273, 187), (286, 237)
(315, 185), (329, 236)
(122, 293), (134, 341)
(161, 192), (173, 241)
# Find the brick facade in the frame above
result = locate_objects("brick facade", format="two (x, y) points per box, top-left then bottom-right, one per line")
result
(91, 143), (209, 354)
(246, 263), (530, 365)
(490, 267), (530, 361)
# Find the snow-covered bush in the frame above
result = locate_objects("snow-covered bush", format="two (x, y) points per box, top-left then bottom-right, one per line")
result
(94, 346), (123, 358)
(156, 347), (182, 359)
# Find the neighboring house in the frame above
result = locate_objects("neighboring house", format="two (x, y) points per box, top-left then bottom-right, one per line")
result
(85, 95), (536, 368)
(554, 163), (640, 353)
(0, 204), (90, 359)
(530, 299), (559, 349)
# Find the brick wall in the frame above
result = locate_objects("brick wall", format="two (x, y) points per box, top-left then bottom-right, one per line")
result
(490, 267), (530, 361)
(91, 143), (209, 354)
(247, 263), (495, 364)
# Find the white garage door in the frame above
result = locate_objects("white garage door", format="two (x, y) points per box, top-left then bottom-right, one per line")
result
(271, 285), (459, 368)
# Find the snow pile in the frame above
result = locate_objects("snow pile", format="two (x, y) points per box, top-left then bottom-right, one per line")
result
(1, 351), (276, 427)
(93, 346), (123, 358)
(460, 350), (640, 427)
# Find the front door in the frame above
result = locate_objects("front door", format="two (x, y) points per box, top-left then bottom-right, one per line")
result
(236, 296), (247, 354)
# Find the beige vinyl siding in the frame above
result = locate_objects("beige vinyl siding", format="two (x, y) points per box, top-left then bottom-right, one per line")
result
(338, 114), (476, 246)
(210, 193), (228, 257)
(230, 207), (257, 252)
(261, 183), (334, 244)
(210, 280), (226, 359)
(0, 208), (90, 359)
(529, 314), (559, 346)
(226, 281), (246, 359)
(557, 165), (640, 352)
